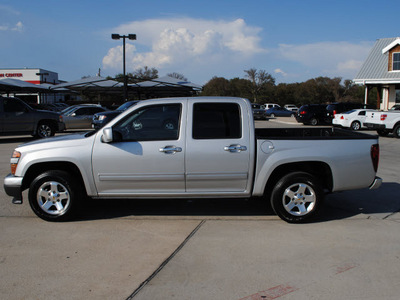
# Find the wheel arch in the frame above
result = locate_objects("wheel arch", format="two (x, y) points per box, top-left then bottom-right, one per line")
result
(34, 119), (58, 135)
(22, 161), (87, 195)
(263, 161), (333, 198)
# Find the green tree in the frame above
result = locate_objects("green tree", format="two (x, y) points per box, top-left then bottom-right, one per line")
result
(201, 77), (232, 96)
(167, 72), (188, 81)
(244, 68), (275, 103)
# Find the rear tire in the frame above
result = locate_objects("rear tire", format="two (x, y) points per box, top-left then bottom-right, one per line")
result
(310, 118), (318, 126)
(36, 122), (55, 138)
(28, 170), (82, 222)
(351, 121), (361, 131)
(271, 172), (323, 223)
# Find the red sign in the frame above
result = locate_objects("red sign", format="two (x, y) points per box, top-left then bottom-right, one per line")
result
(0, 73), (23, 78)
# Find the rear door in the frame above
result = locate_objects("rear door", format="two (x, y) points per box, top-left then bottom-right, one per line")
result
(185, 99), (253, 195)
(2, 98), (34, 133)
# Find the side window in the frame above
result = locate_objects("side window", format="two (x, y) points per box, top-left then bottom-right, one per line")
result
(359, 111), (366, 116)
(113, 104), (181, 141)
(4, 99), (27, 113)
(193, 103), (241, 139)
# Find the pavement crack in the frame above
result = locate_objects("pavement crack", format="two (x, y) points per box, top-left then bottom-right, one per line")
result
(126, 219), (206, 299)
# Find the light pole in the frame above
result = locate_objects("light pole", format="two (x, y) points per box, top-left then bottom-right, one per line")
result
(111, 33), (136, 101)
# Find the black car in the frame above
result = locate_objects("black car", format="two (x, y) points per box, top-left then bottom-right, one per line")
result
(92, 100), (139, 129)
(326, 102), (374, 120)
(251, 103), (267, 120)
(296, 104), (330, 126)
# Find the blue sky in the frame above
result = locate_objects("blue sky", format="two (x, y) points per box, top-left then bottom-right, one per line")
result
(0, 0), (398, 85)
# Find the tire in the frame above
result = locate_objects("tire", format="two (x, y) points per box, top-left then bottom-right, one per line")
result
(350, 121), (361, 131)
(393, 124), (400, 138)
(28, 170), (83, 222)
(270, 172), (323, 223)
(310, 118), (318, 126)
(36, 122), (55, 138)
(377, 129), (389, 137)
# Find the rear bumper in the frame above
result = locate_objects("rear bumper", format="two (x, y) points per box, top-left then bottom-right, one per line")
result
(369, 176), (382, 190)
(3, 174), (23, 204)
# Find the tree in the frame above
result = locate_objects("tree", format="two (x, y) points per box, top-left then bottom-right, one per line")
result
(244, 68), (275, 103)
(201, 77), (232, 96)
(167, 72), (188, 81)
(132, 66), (158, 80)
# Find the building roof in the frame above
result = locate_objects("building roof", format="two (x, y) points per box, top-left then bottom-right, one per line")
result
(353, 37), (400, 85)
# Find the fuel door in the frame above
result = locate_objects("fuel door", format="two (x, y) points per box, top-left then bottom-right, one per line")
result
(261, 141), (275, 154)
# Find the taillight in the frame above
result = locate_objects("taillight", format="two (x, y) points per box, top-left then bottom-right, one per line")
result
(300, 111), (306, 115)
(380, 114), (387, 121)
(371, 144), (379, 173)
(340, 116), (344, 119)
(333, 110), (337, 116)
(11, 151), (21, 175)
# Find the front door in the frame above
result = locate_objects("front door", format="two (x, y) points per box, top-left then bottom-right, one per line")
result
(92, 102), (185, 197)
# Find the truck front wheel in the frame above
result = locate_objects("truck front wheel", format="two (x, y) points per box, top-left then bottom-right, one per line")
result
(28, 170), (82, 222)
(271, 172), (323, 223)
(393, 124), (400, 138)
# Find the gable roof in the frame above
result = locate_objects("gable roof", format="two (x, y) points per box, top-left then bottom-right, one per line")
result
(353, 37), (400, 84)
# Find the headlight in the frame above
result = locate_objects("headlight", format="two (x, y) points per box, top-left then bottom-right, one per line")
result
(98, 115), (108, 121)
(11, 151), (21, 175)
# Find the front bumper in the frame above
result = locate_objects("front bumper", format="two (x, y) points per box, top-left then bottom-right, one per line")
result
(369, 176), (382, 190)
(4, 174), (23, 204)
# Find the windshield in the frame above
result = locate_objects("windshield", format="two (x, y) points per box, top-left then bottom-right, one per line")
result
(117, 101), (138, 111)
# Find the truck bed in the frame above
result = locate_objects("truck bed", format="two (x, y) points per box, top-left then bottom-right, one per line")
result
(255, 127), (377, 140)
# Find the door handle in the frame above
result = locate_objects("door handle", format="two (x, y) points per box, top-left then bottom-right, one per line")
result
(224, 144), (247, 153)
(159, 146), (182, 154)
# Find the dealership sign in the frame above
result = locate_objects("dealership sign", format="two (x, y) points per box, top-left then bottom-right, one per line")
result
(0, 73), (23, 78)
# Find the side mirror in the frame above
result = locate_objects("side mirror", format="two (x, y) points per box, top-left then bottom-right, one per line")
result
(101, 127), (113, 143)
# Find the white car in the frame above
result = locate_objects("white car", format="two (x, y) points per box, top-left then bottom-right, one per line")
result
(332, 109), (375, 131)
(284, 104), (299, 112)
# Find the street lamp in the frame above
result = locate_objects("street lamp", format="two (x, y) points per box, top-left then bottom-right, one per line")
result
(111, 33), (137, 101)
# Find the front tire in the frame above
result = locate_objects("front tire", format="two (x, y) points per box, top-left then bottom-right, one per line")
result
(393, 124), (400, 138)
(310, 118), (318, 126)
(271, 172), (323, 223)
(28, 170), (82, 221)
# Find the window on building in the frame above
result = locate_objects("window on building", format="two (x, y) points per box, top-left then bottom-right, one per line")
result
(393, 53), (400, 71)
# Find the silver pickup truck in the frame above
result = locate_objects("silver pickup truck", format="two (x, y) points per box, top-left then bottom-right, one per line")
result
(4, 97), (382, 223)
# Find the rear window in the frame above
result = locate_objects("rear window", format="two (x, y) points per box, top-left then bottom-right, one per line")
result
(193, 103), (241, 139)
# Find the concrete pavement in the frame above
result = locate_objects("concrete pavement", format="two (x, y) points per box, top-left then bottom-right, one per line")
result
(1, 122), (400, 300)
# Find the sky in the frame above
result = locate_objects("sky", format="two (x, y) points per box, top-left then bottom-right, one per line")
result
(0, 0), (399, 85)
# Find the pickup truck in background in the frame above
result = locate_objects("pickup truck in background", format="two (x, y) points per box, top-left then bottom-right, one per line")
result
(364, 110), (400, 138)
(0, 96), (65, 138)
(4, 97), (382, 223)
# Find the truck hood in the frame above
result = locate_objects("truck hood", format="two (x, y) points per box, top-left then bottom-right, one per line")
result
(16, 132), (94, 151)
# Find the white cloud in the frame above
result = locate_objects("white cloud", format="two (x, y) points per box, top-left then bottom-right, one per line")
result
(102, 17), (266, 77)
(0, 21), (23, 32)
(277, 41), (373, 78)
(274, 68), (287, 76)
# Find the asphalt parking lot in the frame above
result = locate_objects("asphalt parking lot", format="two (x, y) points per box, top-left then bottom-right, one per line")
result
(1, 119), (400, 300)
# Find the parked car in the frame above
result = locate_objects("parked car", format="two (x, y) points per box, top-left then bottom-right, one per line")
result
(266, 106), (295, 117)
(251, 103), (267, 120)
(389, 104), (400, 111)
(264, 103), (280, 110)
(284, 104), (299, 112)
(62, 105), (108, 129)
(326, 102), (374, 120)
(0, 96), (65, 138)
(92, 101), (139, 129)
(364, 109), (400, 138)
(296, 104), (330, 125)
(332, 109), (375, 131)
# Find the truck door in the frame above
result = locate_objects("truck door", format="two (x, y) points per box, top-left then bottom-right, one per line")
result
(185, 100), (252, 194)
(92, 102), (185, 196)
(2, 98), (34, 133)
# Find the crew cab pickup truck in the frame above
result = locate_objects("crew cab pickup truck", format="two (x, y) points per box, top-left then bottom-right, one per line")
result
(364, 110), (400, 138)
(4, 97), (382, 223)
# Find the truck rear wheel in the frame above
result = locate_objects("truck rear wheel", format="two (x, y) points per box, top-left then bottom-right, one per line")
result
(28, 170), (82, 222)
(271, 172), (323, 223)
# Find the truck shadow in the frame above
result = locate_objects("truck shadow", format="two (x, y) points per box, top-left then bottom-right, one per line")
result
(76, 182), (400, 222)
